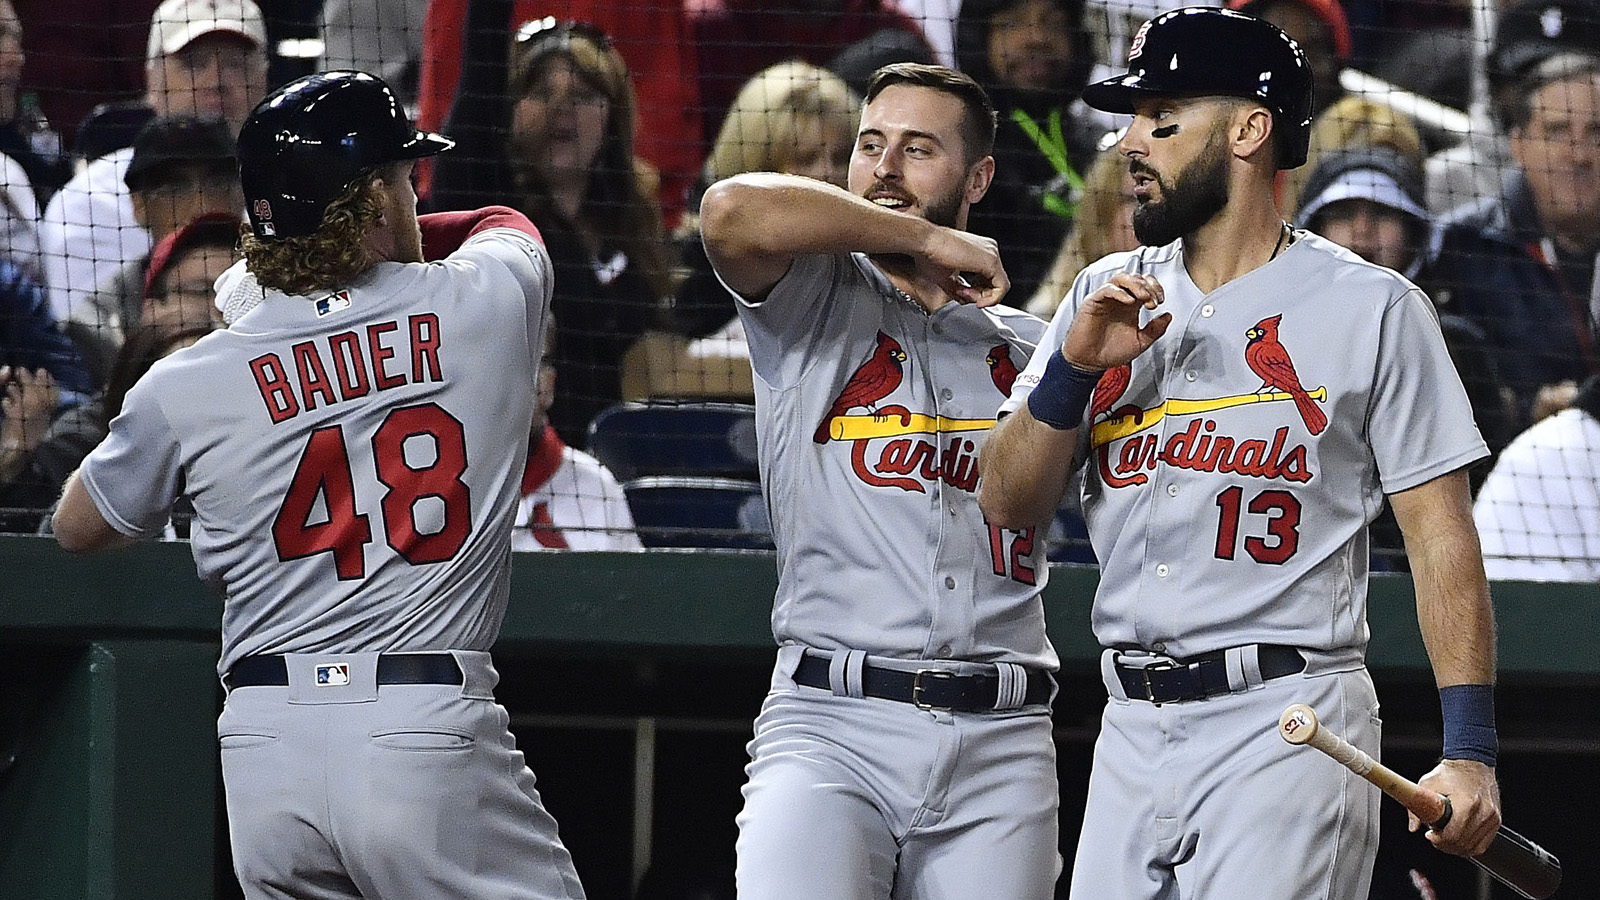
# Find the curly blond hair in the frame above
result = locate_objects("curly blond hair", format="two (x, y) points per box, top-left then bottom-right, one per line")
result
(240, 171), (386, 296)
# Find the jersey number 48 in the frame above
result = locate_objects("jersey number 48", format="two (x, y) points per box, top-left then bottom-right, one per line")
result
(272, 402), (472, 580)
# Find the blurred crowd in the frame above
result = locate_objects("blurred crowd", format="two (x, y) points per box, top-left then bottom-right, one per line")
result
(0, 0), (1595, 577)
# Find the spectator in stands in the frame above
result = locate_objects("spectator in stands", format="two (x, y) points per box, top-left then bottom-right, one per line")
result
(320, 0), (428, 103)
(0, 258), (93, 532)
(417, 0), (703, 225)
(1283, 94), (1424, 221)
(36, 0), (264, 334)
(955, 0), (1102, 304)
(137, 212), (234, 343)
(1227, 0), (1349, 118)
(1473, 373), (1600, 582)
(691, 0), (934, 147)
(63, 117), (239, 386)
(514, 322), (641, 551)
(24, 216), (231, 538)
(1025, 144), (1138, 318)
(1422, 53), (1600, 431)
(433, 7), (676, 449)
(671, 61), (861, 339)
(1425, 0), (1600, 216)
(0, 0), (68, 204)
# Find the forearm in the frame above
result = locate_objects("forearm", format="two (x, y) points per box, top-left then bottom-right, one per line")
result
(977, 405), (1079, 530)
(700, 174), (936, 290)
(1393, 471), (1497, 686)
(1411, 527), (1497, 686)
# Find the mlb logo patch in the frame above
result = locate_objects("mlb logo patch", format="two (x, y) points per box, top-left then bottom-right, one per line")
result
(315, 663), (351, 686)
(315, 291), (352, 317)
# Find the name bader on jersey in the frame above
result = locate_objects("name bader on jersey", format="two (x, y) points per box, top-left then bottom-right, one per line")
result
(247, 311), (445, 423)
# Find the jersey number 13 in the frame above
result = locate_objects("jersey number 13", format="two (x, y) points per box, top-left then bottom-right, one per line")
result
(273, 402), (472, 580)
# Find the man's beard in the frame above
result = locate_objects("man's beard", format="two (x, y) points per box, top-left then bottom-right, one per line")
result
(921, 182), (965, 229)
(1131, 130), (1231, 247)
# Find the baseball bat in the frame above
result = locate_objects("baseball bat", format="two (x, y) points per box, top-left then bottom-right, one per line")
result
(1278, 704), (1561, 899)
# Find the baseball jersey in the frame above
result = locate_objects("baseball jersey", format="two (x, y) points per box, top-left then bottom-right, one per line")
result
(734, 252), (1056, 669)
(1000, 232), (1488, 658)
(511, 424), (643, 551)
(77, 228), (552, 676)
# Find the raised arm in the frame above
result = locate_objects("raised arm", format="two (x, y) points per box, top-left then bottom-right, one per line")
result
(1389, 468), (1502, 856)
(698, 172), (1006, 305)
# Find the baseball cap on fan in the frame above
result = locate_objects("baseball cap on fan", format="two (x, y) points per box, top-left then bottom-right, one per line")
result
(146, 0), (267, 63)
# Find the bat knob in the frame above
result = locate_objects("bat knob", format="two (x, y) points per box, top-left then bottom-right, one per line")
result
(1279, 703), (1320, 745)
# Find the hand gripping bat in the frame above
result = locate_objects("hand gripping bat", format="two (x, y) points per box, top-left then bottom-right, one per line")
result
(1278, 704), (1560, 899)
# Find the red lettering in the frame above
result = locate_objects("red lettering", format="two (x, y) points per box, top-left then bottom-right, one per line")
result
(409, 313), (442, 382)
(1161, 419), (1202, 467)
(367, 321), (405, 389)
(1279, 445), (1311, 482)
(852, 440), (924, 492)
(250, 353), (299, 423)
(1232, 438), (1269, 476)
(292, 341), (338, 412)
(1098, 443), (1148, 487)
(1116, 437), (1144, 475)
(879, 438), (918, 475)
(329, 332), (371, 399)
(1203, 435), (1235, 471)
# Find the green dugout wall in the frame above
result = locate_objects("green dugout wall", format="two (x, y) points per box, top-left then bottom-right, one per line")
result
(1, 535), (1596, 899)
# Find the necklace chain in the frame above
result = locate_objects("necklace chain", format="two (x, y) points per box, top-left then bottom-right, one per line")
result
(1269, 222), (1292, 261)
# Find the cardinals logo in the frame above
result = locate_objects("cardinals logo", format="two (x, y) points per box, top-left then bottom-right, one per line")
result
(1085, 314), (1328, 490)
(986, 343), (1021, 396)
(1127, 19), (1151, 60)
(815, 333), (1009, 495)
(1244, 314), (1326, 435)
(814, 331), (908, 443)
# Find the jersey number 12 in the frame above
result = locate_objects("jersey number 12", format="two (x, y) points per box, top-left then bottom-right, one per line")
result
(273, 402), (472, 579)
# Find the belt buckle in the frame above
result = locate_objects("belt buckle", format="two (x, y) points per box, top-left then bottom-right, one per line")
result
(912, 668), (957, 710)
(1139, 659), (1181, 703)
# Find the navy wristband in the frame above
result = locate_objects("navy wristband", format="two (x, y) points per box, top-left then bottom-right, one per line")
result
(1027, 351), (1103, 431)
(1440, 684), (1497, 766)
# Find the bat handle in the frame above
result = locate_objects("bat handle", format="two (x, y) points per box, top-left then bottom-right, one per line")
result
(1428, 794), (1452, 832)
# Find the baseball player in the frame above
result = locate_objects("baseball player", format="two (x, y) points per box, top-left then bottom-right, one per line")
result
(52, 71), (585, 900)
(700, 63), (1059, 900)
(977, 9), (1503, 899)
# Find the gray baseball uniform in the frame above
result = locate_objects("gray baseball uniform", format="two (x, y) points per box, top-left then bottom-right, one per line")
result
(1000, 231), (1488, 899)
(730, 252), (1060, 899)
(75, 225), (585, 900)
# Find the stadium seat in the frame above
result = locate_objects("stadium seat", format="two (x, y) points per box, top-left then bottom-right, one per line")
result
(586, 401), (759, 482)
(621, 476), (773, 551)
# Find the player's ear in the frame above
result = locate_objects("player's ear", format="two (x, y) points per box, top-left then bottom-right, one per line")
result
(1232, 104), (1274, 164)
(964, 154), (996, 204)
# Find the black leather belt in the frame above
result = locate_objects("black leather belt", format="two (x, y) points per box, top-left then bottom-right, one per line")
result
(227, 653), (463, 688)
(1114, 644), (1305, 704)
(793, 653), (1052, 712)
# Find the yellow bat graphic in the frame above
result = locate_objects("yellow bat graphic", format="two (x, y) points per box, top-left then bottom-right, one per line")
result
(1089, 387), (1327, 449)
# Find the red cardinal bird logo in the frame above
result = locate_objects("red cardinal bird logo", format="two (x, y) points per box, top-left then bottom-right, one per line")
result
(814, 331), (908, 443)
(987, 343), (1020, 395)
(1090, 363), (1132, 421)
(1244, 314), (1327, 435)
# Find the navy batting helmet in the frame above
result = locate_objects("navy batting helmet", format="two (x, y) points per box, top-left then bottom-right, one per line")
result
(1081, 7), (1315, 169)
(238, 70), (454, 241)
